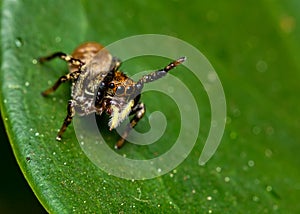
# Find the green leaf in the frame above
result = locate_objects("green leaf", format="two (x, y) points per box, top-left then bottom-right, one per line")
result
(1, 0), (299, 213)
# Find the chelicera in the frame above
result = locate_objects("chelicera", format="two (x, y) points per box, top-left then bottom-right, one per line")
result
(39, 42), (186, 149)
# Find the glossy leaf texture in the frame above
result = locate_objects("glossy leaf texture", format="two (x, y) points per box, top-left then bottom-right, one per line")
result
(1, 0), (300, 213)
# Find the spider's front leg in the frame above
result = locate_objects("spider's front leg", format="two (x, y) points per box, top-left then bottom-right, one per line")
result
(115, 102), (145, 149)
(56, 100), (76, 141)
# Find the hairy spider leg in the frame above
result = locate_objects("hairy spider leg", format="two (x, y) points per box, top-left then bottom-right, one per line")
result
(39, 52), (85, 141)
(39, 52), (84, 96)
(56, 100), (76, 141)
(116, 57), (186, 149)
(136, 56), (186, 86)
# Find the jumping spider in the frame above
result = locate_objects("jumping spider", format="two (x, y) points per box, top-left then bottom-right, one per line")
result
(39, 42), (186, 149)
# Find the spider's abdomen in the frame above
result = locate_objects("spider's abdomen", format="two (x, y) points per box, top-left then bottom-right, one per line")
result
(70, 43), (114, 115)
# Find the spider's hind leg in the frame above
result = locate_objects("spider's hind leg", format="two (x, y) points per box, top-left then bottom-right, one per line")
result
(39, 52), (84, 96)
(41, 70), (81, 96)
(56, 100), (76, 141)
(39, 52), (84, 67)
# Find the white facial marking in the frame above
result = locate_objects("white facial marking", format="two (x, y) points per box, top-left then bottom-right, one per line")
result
(109, 100), (134, 130)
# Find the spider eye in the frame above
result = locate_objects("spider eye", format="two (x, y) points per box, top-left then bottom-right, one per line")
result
(99, 81), (106, 89)
(116, 85), (125, 95)
(126, 86), (134, 94)
(108, 82), (115, 88)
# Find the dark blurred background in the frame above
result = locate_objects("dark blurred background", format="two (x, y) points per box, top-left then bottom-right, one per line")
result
(0, 115), (46, 213)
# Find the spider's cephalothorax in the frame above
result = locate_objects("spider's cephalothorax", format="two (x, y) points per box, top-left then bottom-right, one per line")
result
(39, 42), (186, 149)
